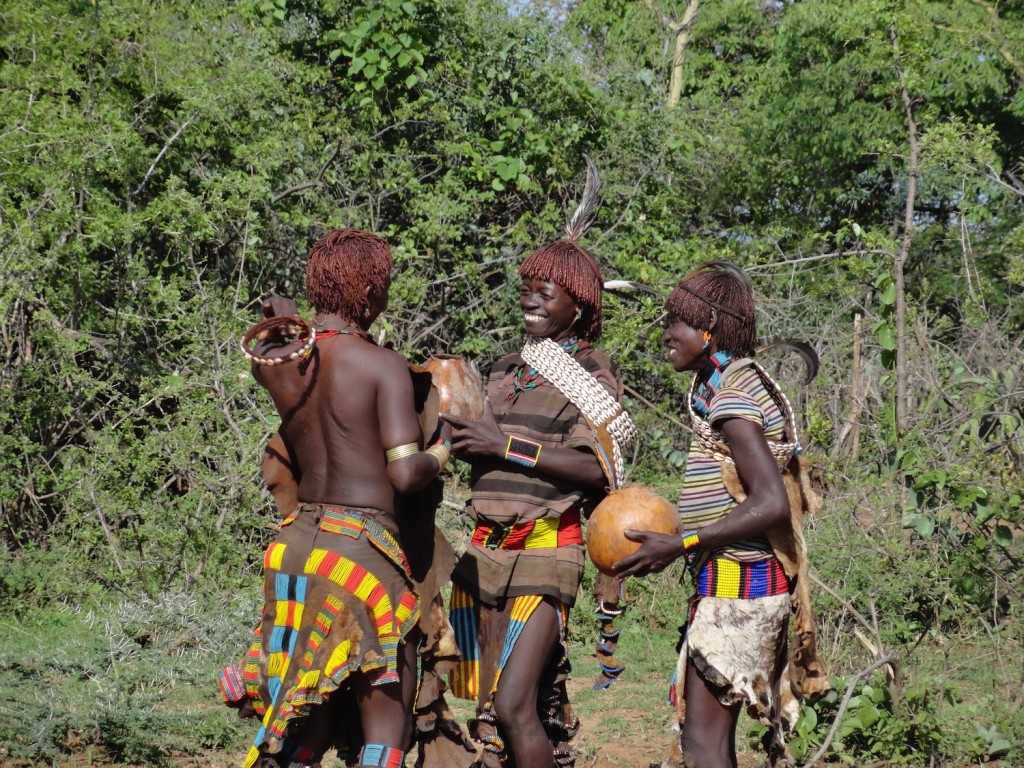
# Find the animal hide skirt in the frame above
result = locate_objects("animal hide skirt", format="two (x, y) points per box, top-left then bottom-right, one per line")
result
(674, 593), (800, 767)
(227, 504), (421, 768)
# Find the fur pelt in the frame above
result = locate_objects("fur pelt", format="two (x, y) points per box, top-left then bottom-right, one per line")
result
(721, 450), (829, 700)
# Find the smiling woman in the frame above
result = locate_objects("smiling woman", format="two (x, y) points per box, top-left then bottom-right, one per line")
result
(520, 276), (579, 341)
(443, 159), (635, 768)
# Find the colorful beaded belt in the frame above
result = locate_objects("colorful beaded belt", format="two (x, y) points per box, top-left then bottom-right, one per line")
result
(472, 509), (583, 550)
(697, 555), (790, 599)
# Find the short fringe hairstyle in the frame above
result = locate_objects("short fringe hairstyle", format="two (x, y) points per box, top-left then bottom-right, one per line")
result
(519, 240), (604, 341)
(306, 228), (392, 317)
(665, 260), (757, 356)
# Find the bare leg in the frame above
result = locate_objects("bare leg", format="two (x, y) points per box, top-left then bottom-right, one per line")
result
(353, 628), (422, 750)
(276, 630), (419, 766)
(492, 599), (560, 768)
(679, 661), (741, 768)
(283, 694), (344, 762)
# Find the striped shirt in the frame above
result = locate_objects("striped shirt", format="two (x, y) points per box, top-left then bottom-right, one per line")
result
(468, 342), (621, 525)
(454, 342), (621, 605)
(679, 364), (785, 562)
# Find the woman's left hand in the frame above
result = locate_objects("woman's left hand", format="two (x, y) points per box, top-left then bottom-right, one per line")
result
(612, 529), (686, 578)
(443, 398), (506, 460)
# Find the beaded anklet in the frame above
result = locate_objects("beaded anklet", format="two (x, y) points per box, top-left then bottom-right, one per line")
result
(357, 743), (405, 768)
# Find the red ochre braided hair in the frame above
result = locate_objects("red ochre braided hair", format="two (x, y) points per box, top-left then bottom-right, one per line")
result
(518, 242), (604, 341)
(666, 260), (757, 356)
(518, 156), (605, 341)
(306, 228), (393, 318)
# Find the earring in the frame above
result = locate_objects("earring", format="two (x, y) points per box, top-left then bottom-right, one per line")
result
(702, 331), (712, 351)
(363, 306), (371, 318)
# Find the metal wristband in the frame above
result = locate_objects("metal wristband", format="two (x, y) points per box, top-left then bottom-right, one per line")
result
(425, 443), (450, 472)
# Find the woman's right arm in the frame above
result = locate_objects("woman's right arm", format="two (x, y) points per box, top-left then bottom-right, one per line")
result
(614, 416), (788, 578)
(376, 349), (451, 494)
(689, 416), (789, 550)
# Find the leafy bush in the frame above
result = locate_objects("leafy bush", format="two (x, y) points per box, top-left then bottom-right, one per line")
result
(0, 588), (258, 764)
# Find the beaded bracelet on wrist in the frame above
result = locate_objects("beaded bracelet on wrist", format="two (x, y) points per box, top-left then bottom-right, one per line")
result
(505, 435), (542, 468)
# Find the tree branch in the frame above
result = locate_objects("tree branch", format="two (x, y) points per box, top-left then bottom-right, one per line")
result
(801, 653), (896, 768)
(744, 249), (894, 273)
(890, 25), (918, 437)
(969, 0), (1024, 81)
(642, 0), (700, 108)
(132, 115), (195, 197)
(983, 163), (1024, 198)
(624, 384), (690, 432)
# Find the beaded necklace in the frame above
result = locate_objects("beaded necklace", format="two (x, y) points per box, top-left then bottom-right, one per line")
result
(312, 326), (371, 342)
(691, 351), (737, 418)
(296, 324), (372, 374)
(508, 336), (580, 401)
(519, 336), (637, 488)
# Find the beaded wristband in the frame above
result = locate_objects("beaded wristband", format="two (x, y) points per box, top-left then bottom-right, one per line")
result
(385, 443), (420, 463)
(681, 530), (701, 551)
(505, 435), (542, 468)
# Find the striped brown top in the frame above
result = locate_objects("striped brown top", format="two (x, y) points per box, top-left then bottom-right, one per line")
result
(468, 342), (622, 526)
(455, 341), (622, 604)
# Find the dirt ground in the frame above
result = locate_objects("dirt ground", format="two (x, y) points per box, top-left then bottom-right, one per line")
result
(562, 675), (762, 768)
(170, 675), (760, 768)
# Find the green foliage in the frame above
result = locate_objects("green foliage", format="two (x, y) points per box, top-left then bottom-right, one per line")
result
(1, 0), (1022, 764)
(333, 1), (430, 93)
(780, 668), (1021, 765)
(0, 588), (257, 764)
(782, 674), (953, 765)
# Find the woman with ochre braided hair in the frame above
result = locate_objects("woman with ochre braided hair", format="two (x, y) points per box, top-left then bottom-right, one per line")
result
(222, 228), (453, 768)
(443, 162), (635, 768)
(615, 261), (826, 768)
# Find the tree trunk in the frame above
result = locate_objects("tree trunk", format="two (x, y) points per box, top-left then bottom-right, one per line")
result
(668, 0), (700, 109)
(833, 311), (864, 461)
(644, 0), (700, 109)
(892, 26), (919, 439)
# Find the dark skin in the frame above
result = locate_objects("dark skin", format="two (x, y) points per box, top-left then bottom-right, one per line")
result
(256, 290), (449, 508)
(444, 277), (606, 767)
(255, 286), (450, 756)
(613, 308), (789, 768)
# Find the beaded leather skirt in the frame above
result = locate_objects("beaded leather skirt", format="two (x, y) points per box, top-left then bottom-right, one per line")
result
(234, 504), (420, 768)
